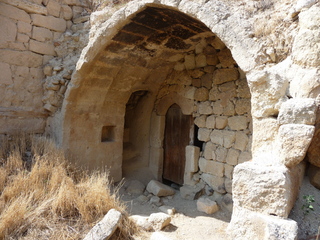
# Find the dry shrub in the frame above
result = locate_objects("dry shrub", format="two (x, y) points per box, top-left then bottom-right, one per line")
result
(0, 135), (134, 240)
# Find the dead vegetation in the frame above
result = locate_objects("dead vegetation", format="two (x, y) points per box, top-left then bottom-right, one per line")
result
(0, 135), (136, 240)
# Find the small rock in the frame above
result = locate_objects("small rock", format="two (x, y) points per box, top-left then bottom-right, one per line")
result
(159, 205), (176, 215)
(180, 182), (205, 200)
(148, 213), (171, 231)
(197, 197), (219, 214)
(221, 193), (233, 212)
(126, 180), (145, 195)
(150, 196), (162, 207)
(146, 180), (175, 197)
(136, 195), (149, 203)
(129, 215), (152, 231)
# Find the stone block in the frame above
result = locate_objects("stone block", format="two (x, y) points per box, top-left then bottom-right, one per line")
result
(224, 164), (234, 179)
(29, 39), (56, 55)
(0, 62), (13, 85)
(203, 142), (215, 160)
(194, 115), (206, 128)
(215, 116), (228, 129)
(228, 116), (248, 130)
(146, 180), (175, 197)
(0, 16), (17, 45)
(252, 118), (278, 157)
(278, 98), (317, 125)
(228, 206), (298, 240)
(235, 99), (251, 115)
(226, 148), (240, 166)
(237, 78), (251, 99)
(210, 130), (223, 145)
(206, 54), (219, 65)
(204, 66), (215, 73)
(31, 14), (67, 32)
(308, 164), (320, 190)
(184, 86), (196, 99)
(216, 146), (228, 163)
(199, 158), (224, 177)
(212, 100), (223, 115)
(192, 78), (201, 87)
(195, 53), (207, 68)
(201, 73), (213, 89)
(197, 197), (219, 214)
(0, 49), (42, 67)
(2, 0), (47, 15)
(0, 2), (31, 23)
(234, 131), (249, 151)
(130, 215), (152, 231)
(238, 151), (251, 164)
(72, 5), (83, 19)
(213, 69), (239, 85)
(232, 161), (305, 217)
(194, 87), (209, 101)
(61, 5), (73, 20)
(209, 86), (219, 101)
(32, 26), (53, 42)
(223, 130), (236, 148)
(205, 115), (215, 129)
(217, 48), (236, 67)
(198, 101), (213, 115)
(47, 0), (61, 17)
(148, 213), (171, 231)
(180, 183), (205, 200)
(185, 145), (200, 173)
(184, 54), (195, 70)
(189, 69), (204, 78)
(198, 128), (211, 142)
(277, 124), (314, 167)
(83, 209), (121, 240)
(225, 178), (232, 193)
(208, 36), (226, 50)
(17, 21), (31, 37)
(219, 81), (235, 92)
(223, 100), (235, 116)
(173, 63), (185, 72)
(201, 173), (225, 193)
(17, 33), (29, 43)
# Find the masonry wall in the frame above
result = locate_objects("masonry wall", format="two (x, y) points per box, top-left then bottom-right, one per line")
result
(0, 0), (88, 133)
(153, 35), (252, 196)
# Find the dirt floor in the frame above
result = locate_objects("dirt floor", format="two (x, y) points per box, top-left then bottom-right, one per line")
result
(120, 186), (231, 240)
(119, 174), (319, 240)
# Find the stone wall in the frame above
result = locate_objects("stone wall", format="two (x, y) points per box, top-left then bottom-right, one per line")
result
(0, 0), (89, 133)
(154, 35), (252, 196)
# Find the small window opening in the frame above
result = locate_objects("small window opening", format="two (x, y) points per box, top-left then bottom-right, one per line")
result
(101, 126), (115, 142)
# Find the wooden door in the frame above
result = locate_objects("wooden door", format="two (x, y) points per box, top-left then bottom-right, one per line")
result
(163, 104), (192, 185)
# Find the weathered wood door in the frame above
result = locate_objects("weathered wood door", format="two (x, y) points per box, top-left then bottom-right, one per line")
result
(163, 104), (192, 185)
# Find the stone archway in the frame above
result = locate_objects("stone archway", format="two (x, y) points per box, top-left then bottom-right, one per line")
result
(58, 4), (254, 204)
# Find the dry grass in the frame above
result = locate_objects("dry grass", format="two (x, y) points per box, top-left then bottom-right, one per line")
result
(0, 135), (136, 240)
